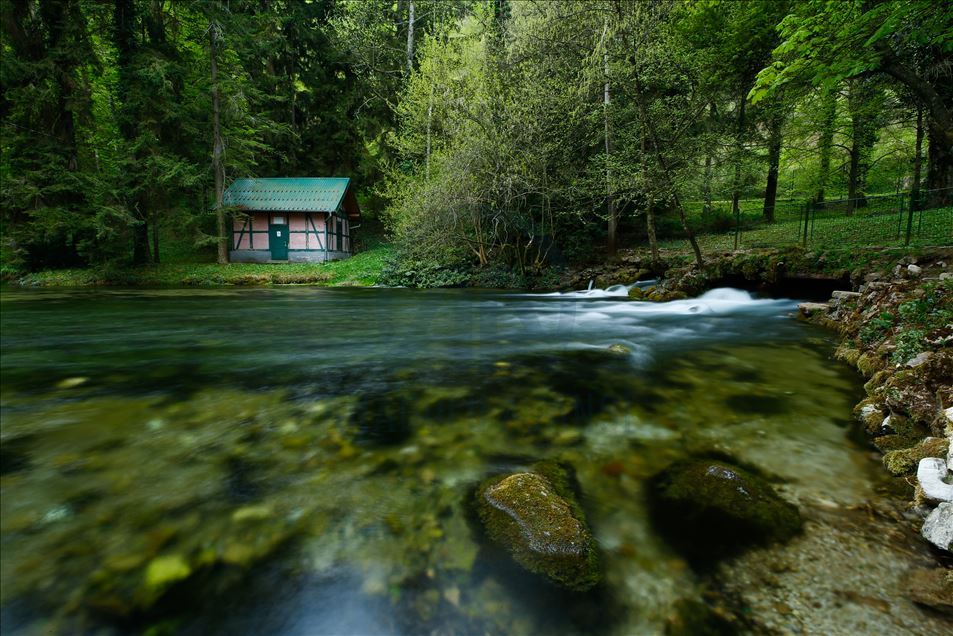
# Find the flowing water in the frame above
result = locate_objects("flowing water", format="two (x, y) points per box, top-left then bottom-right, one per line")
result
(0, 286), (936, 634)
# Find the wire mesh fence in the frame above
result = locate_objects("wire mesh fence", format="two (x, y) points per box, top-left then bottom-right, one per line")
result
(662, 188), (952, 251)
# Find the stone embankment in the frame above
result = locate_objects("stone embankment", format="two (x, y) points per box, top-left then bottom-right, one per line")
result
(792, 255), (951, 566)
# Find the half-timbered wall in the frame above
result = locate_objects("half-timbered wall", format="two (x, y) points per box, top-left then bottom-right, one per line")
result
(288, 212), (327, 250)
(231, 211), (349, 257)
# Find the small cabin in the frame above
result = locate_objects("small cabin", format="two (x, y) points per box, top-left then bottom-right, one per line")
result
(225, 177), (361, 263)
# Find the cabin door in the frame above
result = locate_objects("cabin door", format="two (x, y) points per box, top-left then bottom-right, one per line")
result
(269, 222), (288, 261)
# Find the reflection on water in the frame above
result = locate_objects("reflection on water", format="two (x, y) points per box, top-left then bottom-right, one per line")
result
(1, 287), (876, 634)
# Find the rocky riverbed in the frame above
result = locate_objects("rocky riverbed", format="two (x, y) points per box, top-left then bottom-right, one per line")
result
(2, 277), (950, 634)
(566, 246), (953, 624)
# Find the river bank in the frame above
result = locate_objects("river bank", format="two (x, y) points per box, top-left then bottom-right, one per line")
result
(573, 246), (953, 621)
(5, 244), (393, 288)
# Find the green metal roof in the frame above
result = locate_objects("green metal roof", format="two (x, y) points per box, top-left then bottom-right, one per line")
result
(223, 177), (351, 213)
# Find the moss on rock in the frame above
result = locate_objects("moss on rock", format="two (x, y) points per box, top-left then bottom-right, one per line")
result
(834, 343), (861, 367)
(855, 352), (886, 378)
(883, 437), (950, 476)
(475, 464), (601, 591)
(649, 457), (802, 559)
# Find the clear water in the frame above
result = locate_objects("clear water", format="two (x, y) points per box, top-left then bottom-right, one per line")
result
(0, 287), (884, 634)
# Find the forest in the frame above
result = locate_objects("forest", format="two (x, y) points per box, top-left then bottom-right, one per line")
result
(1, 0), (951, 280)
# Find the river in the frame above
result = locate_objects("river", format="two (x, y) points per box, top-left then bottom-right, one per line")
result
(0, 287), (944, 634)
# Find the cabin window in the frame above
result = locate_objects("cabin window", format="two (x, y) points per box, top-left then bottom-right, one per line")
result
(272, 215), (285, 224)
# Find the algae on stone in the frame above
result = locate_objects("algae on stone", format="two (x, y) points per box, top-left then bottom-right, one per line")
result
(883, 437), (950, 476)
(650, 458), (802, 558)
(476, 465), (600, 591)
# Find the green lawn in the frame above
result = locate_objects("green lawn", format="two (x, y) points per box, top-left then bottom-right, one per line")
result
(15, 243), (394, 288)
(659, 205), (952, 252)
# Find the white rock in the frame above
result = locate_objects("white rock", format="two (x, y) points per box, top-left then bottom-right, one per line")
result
(798, 302), (829, 316)
(917, 457), (953, 502)
(859, 403), (880, 420)
(939, 272), (951, 281)
(905, 351), (932, 368)
(907, 264), (922, 276)
(831, 290), (861, 300)
(921, 502), (953, 552)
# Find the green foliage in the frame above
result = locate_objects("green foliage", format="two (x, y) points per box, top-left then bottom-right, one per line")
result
(891, 328), (927, 364)
(860, 312), (894, 345)
(2, 0), (948, 278)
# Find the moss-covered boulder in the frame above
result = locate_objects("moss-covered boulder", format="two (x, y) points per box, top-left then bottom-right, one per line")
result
(476, 465), (600, 591)
(649, 458), (802, 559)
(883, 437), (950, 476)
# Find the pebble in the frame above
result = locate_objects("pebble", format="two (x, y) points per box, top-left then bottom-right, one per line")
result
(56, 377), (88, 389)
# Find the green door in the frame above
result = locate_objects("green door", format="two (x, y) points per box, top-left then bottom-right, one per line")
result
(269, 224), (288, 260)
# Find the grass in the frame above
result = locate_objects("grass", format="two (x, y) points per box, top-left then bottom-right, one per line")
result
(14, 243), (395, 288)
(659, 204), (952, 252)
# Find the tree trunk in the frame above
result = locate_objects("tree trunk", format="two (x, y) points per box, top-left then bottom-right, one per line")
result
(405, 0), (415, 76)
(815, 89), (836, 204)
(133, 223), (150, 264)
(702, 154), (713, 215)
(926, 121), (953, 207)
(210, 22), (228, 264)
(762, 110), (783, 223)
(641, 132), (659, 262)
(426, 85), (433, 180)
(731, 90), (747, 220)
(113, 0), (151, 264)
(873, 40), (952, 203)
(847, 80), (878, 214)
(603, 19), (617, 256)
(702, 102), (716, 215)
(911, 105), (923, 211)
(152, 210), (160, 264)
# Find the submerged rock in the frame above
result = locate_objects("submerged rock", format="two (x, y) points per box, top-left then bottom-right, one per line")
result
(903, 567), (953, 614)
(350, 391), (414, 446)
(606, 343), (631, 356)
(650, 458), (802, 559)
(922, 503), (953, 551)
(476, 465), (600, 591)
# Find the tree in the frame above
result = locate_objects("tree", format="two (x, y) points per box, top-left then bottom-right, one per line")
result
(753, 0), (953, 204)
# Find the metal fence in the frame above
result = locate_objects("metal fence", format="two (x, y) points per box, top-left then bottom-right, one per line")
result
(793, 188), (953, 249)
(668, 188), (952, 251)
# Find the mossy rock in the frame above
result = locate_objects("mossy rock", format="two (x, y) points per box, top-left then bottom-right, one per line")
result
(883, 437), (950, 476)
(863, 369), (892, 396)
(475, 463), (601, 591)
(834, 343), (861, 367)
(627, 286), (645, 300)
(349, 391), (414, 446)
(853, 397), (886, 434)
(649, 457), (802, 560)
(666, 598), (741, 636)
(856, 352), (886, 378)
